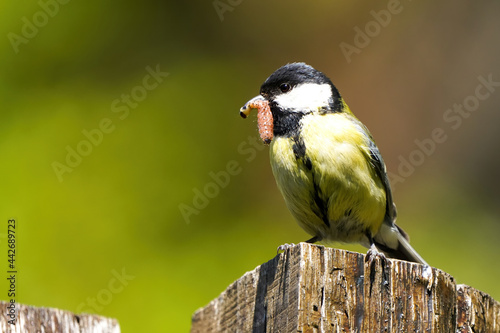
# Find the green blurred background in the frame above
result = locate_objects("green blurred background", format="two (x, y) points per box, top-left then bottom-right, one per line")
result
(1, 0), (499, 331)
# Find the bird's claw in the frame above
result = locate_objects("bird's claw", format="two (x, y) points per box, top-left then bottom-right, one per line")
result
(277, 243), (296, 254)
(365, 245), (387, 264)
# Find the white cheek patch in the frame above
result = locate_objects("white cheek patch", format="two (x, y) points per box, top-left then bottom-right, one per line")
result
(274, 83), (332, 112)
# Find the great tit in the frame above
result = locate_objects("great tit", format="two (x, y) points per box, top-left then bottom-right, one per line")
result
(240, 62), (427, 265)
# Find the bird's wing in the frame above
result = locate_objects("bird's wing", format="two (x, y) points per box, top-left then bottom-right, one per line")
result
(349, 116), (398, 226)
(350, 116), (428, 264)
(367, 136), (398, 224)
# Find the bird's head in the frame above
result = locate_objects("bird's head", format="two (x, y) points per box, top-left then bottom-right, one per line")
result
(240, 62), (343, 144)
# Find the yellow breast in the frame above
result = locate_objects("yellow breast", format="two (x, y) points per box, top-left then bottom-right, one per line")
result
(269, 112), (387, 243)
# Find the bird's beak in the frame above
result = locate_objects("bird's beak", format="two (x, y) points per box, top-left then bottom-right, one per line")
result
(239, 95), (274, 144)
(240, 95), (266, 118)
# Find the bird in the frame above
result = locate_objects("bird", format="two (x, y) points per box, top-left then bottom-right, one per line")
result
(239, 62), (427, 265)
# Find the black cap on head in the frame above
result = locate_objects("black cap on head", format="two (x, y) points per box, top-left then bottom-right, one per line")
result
(260, 62), (342, 112)
(261, 63), (336, 93)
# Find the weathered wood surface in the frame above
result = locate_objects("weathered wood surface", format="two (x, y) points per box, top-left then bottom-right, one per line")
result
(191, 243), (499, 332)
(0, 301), (120, 333)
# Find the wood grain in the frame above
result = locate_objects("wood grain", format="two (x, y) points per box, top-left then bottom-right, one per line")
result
(0, 301), (120, 333)
(192, 243), (499, 332)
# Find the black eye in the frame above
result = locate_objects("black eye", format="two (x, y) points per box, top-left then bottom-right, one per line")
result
(279, 83), (291, 93)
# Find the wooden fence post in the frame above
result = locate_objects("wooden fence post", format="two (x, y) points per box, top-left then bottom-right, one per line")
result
(0, 301), (120, 333)
(191, 243), (499, 332)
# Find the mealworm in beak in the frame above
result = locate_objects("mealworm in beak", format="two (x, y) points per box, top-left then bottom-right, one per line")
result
(256, 101), (273, 144)
(240, 97), (274, 144)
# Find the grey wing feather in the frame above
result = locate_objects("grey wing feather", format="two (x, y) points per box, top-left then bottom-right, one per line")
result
(366, 139), (398, 226)
(351, 119), (397, 226)
(353, 118), (427, 264)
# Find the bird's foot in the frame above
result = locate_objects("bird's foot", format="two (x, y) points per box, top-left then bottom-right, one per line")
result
(277, 243), (296, 254)
(365, 243), (387, 264)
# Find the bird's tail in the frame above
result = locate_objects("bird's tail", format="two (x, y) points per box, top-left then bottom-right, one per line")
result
(373, 223), (428, 265)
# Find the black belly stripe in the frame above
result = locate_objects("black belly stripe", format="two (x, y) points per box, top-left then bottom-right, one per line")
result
(291, 135), (308, 166)
(311, 176), (330, 228)
(291, 134), (330, 228)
